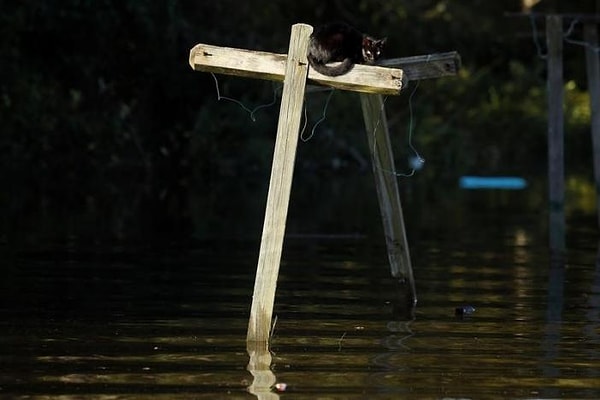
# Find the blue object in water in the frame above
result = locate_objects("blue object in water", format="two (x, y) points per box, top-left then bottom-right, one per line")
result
(459, 176), (527, 190)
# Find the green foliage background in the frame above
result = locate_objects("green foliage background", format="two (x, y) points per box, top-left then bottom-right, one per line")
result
(0, 1), (597, 244)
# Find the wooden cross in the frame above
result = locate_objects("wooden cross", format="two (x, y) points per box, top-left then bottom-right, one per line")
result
(189, 23), (460, 343)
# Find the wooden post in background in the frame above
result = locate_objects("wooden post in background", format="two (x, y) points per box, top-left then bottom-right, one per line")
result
(360, 94), (416, 306)
(247, 24), (312, 343)
(546, 15), (565, 252)
(584, 23), (600, 229)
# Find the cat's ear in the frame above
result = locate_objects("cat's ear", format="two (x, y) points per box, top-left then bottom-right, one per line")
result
(379, 37), (388, 46)
(362, 37), (374, 47)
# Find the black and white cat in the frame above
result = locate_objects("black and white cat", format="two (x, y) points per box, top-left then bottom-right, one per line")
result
(308, 22), (387, 76)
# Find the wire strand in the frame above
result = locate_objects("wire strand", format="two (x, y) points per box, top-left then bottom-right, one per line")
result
(370, 79), (424, 178)
(529, 14), (548, 59)
(529, 16), (600, 56)
(210, 72), (280, 121)
(301, 89), (335, 142)
(562, 19), (600, 52)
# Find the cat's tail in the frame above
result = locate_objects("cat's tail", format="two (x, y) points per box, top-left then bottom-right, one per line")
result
(307, 55), (354, 76)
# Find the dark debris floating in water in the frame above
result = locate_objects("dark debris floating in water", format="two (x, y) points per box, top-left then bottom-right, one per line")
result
(455, 305), (476, 317)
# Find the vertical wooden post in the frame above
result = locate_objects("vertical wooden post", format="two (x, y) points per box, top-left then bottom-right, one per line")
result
(247, 24), (312, 343)
(546, 15), (565, 252)
(584, 23), (600, 229)
(360, 94), (416, 306)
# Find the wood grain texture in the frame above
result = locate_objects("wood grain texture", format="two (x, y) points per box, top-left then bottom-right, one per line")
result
(190, 43), (403, 94)
(246, 23), (312, 343)
(360, 93), (416, 306)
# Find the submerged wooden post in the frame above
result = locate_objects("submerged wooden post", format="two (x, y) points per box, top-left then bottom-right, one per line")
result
(247, 24), (312, 343)
(546, 15), (565, 251)
(584, 23), (600, 229)
(360, 94), (416, 306)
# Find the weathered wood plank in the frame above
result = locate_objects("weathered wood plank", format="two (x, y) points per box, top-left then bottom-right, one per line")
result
(546, 15), (565, 252)
(190, 43), (403, 94)
(584, 23), (600, 229)
(309, 64), (403, 94)
(189, 44), (286, 81)
(360, 93), (416, 307)
(246, 23), (312, 343)
(379, 51), (461, 80)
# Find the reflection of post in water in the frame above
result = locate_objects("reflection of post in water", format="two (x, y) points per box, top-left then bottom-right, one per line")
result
(246, 341), (279, 400)
(541, 254), (565, 396)
(583, 242), (600, 356)
(375, 283), (416, 370)
(374, 318), (415, 375)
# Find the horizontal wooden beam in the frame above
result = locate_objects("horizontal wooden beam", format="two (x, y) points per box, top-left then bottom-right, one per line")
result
(190, 43), (403, 95)
(378, 51), (461, 81)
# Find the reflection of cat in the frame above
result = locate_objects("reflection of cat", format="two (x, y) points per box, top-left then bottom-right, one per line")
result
(308, 22), (386, 76)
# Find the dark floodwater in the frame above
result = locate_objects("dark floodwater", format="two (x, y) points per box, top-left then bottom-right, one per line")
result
(1, 212), (600, 399)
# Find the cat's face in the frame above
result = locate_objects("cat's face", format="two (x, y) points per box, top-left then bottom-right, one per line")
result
(362, 37), (387, 64)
